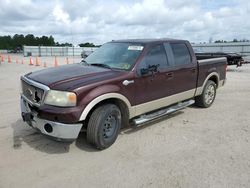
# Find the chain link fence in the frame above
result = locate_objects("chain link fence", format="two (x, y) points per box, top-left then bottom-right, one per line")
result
(192, 42), (250, 56)
(23, 42), (250, 57)
(23, 46), (98, 57)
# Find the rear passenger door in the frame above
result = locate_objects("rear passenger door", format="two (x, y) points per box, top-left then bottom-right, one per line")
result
(165, 42), (197, 96)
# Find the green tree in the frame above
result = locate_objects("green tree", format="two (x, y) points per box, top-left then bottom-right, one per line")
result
(78, 42), (96, 47)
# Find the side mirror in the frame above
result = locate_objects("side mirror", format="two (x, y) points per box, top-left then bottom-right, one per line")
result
(139, 64), (160, 76)
(138, 64), (160, 76)
(148, 64), (159, 72)
(140, 68), (149, 75)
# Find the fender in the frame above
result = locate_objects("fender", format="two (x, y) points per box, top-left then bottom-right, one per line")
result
(195, 72), (219, 96)
(79, 93), (135, 121)
(80, 84), (120, 102)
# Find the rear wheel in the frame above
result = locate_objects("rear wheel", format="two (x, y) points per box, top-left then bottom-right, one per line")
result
(195, 80), (217, 108)
(87, 104), (121, 150)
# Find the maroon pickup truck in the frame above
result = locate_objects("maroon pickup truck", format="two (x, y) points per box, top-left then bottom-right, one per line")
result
(20, 39), (227, 149)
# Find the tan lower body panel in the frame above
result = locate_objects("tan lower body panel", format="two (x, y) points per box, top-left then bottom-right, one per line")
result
(132, 79), (226, 118)
(131, 89), (196, 117)
(79, 79), (226, 121)
(195, 79), (225, 97)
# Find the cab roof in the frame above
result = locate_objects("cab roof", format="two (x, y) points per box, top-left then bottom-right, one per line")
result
(110, 38), (188, 44)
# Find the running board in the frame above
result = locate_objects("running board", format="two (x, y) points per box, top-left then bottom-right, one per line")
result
(133, 99), (195, 125)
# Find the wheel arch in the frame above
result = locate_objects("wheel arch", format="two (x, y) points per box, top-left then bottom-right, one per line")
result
(207, 75), (219, 87)
(196, 72), (219, 96)
(79, 93), (134, 128)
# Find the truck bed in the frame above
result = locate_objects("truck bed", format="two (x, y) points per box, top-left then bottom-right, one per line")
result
(195, 52), (243, 65)
(196, 57), (227, 93)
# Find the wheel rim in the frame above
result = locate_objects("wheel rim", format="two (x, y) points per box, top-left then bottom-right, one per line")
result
(205, 85), (215, 105)
(102, 114), (117, 139)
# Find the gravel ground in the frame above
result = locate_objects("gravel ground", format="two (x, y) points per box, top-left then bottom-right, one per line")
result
(0, 57), (250, 188)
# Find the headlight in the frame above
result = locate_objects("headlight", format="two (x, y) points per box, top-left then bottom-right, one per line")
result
(44, 90), (77, 107)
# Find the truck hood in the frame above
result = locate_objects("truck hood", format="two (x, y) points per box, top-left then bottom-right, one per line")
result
(26, 63), (123, 90)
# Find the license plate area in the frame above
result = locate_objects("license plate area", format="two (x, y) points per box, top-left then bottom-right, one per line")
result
(21, 112), (34, 126)
(21, 97), (38, 126)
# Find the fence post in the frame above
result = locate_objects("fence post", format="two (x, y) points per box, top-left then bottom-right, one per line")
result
(38, 45), (41, 57)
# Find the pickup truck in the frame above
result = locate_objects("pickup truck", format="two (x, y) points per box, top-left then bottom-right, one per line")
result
(20, 39), (227, 149)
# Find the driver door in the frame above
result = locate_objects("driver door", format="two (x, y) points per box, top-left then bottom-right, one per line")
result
(134, 44), (174, 115)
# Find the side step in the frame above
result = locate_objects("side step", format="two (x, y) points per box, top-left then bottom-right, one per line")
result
(133, 99), (195, 125)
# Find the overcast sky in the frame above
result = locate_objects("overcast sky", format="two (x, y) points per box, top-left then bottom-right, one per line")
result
(0, 0), (249, 45)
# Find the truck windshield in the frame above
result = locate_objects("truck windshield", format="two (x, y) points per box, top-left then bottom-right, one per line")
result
(84, 42), (144, 70)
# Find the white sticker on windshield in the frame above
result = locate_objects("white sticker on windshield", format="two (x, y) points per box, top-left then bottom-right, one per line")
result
(128, 46), (144, 51)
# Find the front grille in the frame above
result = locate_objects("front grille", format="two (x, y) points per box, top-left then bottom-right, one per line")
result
(21, 79), (44, 105)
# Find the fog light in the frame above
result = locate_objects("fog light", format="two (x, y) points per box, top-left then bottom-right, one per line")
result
(44, 123), (53, 133)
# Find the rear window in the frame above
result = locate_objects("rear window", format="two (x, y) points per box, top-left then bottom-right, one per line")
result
(170, 43), (191, 66)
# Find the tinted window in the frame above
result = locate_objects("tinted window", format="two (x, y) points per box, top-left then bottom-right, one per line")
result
(139, 44), (168, 69)
(170, 43), (191, 66)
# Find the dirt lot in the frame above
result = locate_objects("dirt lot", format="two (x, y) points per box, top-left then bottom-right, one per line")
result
(0, 56), (250, 188)
(0, 53), (82, 67)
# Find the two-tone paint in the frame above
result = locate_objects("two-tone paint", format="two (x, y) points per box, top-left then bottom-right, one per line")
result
(21, 38), (227, 139)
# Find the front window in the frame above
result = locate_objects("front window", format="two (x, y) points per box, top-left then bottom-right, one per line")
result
(84, 42), (144, 70)
(138, 44), (169, 70)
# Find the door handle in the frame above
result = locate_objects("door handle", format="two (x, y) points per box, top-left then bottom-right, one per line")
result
(166, 72), (174, 79)
(122, 80), (134, 86)
(190, 68), (196, 73)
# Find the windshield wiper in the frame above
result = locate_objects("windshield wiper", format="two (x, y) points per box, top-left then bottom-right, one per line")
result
(89, 63), (112, 69)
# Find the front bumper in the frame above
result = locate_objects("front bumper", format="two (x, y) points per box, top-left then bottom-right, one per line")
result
(20, 96), (82, 141)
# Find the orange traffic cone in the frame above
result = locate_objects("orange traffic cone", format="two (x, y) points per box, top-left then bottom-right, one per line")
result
(29, 56), (33, 65)
(8, 55), (11, 63)
(54, 56), (58, 67)
(43, 62), (47, 68)
(35, 57), (40, 66)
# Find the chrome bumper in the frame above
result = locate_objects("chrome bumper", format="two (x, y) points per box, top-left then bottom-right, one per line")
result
(20, 96), (82, 141)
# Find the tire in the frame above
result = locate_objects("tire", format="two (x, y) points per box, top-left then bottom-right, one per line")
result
(87, 104), (121, 150)
(195, 80), (217, 108)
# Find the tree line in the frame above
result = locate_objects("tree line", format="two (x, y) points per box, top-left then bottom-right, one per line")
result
(0, 34), (56, 50)
(78, 42), (101, 47)
(0, 34), (99, 50)
(214, 39), (250, 43)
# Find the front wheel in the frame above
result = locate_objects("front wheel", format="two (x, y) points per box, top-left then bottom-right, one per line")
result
(87, 104), (121, 150)
(195, 80), (217, 108)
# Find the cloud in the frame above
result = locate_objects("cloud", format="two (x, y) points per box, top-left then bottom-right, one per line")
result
(0, 0), (249, 44)
(53, 5), (70, 25)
